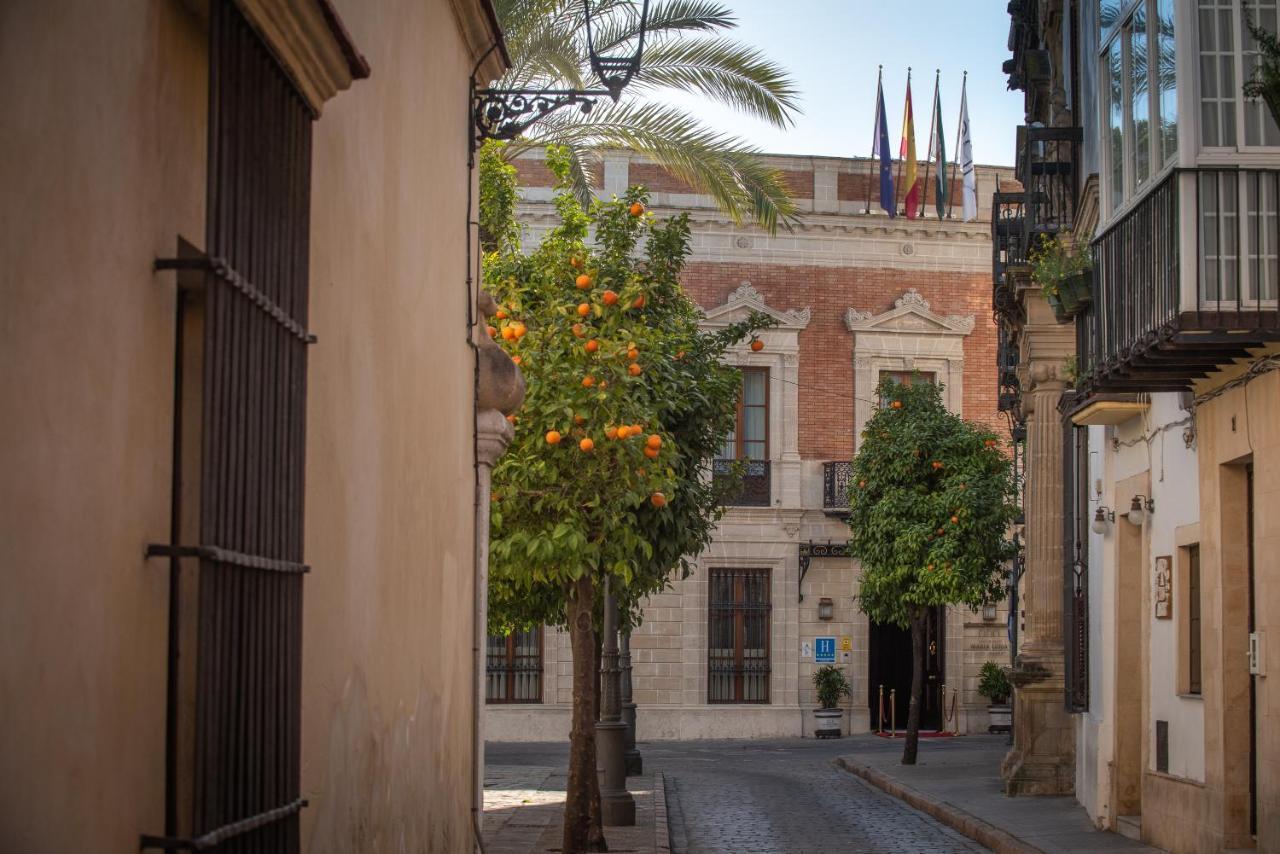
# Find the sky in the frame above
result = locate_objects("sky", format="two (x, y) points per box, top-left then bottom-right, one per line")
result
(655, 0), (1025, 167)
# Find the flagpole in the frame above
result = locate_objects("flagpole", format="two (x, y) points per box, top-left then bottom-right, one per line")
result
(894, 67), (909, 217)
(921, 70), (939, 221)
(946, 71), (966, 220)
(867, 65), (882, 215)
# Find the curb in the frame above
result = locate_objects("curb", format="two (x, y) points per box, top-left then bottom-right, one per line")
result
(835, 757), (1041, 854)
(652, 771), (671, 852)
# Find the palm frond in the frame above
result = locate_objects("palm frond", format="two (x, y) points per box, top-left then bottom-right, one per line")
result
(589, 0), (737, 53)
(631, 38), (799, 127)
(525, 102), (798, 231)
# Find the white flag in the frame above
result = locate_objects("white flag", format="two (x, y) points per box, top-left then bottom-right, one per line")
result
(958, 79), (977, 222)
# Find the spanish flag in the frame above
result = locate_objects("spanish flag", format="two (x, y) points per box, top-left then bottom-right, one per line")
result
(900, 75), (920, 220)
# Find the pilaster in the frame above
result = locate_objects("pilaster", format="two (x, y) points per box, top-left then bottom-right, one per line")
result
(1002, 283), (1077, 796)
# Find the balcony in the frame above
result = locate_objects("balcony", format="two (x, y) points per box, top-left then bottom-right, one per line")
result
(992, 191), (1026, 316)
(822, 461), (852, 516)
(1079, 168), (1280, 393)
(713, 458), (771, 507)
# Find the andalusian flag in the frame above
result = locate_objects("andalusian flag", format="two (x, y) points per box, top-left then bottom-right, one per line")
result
(872, 68), (895, 218)
(900, 74), (920, 219)
(930, 75), (948, 219)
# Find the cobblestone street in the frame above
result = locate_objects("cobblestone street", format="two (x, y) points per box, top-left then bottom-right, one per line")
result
(488, 738), (987, 853)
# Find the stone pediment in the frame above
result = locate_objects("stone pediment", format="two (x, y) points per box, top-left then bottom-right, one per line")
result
(701, 281), (811, 330)
(844, 288), (974, 335)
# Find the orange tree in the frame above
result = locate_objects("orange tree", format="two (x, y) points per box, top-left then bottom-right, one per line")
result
(847, 376), (1017, 765)
(482, 142), (763, 851)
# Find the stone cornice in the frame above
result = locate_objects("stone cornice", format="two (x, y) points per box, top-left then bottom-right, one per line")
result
(238, 0), (371, 115)
(845, 289), (976, 336)
(449, 0), (509, 81)
(700, 282), (811, 330)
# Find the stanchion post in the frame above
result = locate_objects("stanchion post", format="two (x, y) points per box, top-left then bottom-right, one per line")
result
(877, 684), (884, 734)
(890, 688), (897, 737)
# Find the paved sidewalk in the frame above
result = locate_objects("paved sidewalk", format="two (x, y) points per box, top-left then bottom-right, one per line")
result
(483, 764), (669, 853)
(837, 734), (1159, 853)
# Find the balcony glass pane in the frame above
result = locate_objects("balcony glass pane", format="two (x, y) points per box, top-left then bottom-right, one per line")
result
(1100, 0), (1123, 43)
(1130, 5), (1150, 187)
(1198, 1), (1237, 147)
(1199, 171), (1240, 302)
(1244, 1), (1280, 146)
(1107, 38), (1125, 210)
(1246, 174), (1280, 303)
(1156, 0), (1177, 162)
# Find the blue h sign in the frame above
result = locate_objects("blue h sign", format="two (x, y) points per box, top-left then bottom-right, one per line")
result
(815, 637), (836, 663)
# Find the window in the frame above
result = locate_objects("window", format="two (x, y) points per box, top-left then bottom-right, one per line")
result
(1101, 0), (1176, 212)
(1244, 1), (1280, 145)
(1199, 0), (1280, 148)
(878, 370), (935, 406)
(708, 569), (771, 703)
(721, 368), (769, 460)
(1179, 545), (1203, 695)
(487, 628), (543, 703)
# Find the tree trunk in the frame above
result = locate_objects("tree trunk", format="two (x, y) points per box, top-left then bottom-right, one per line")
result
(902, 607), (926, 766)
(589, 611), (605, 848)
(564, 575), (607, 852)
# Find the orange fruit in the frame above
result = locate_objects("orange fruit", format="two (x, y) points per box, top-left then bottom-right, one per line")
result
(605, 426), (619, 440)
(599, 380), (608, 389)
(891, 400), (902, 409)
(574, 415), (586, 425)
(632, 294), (646, 309)
(750, 339), (764, 352)
(579, 437), (594, 452)
(602, 290), (619, 306)
(951, 516), (959, 524)
(506, 414), (517, 424)
(546, 430), (562, 445)
(570, 256), (583, 269)
(572, 323), (586, 338)
(585, 339), (600, 354)
(495, 309), (509, 320)
(501, 326), (516, 341)
(937, 527), (946, 535)
(644, 446), (659, 459)
(616, 425), (630, 439)
(959, 483), (968, 490)
(628, 363), (642, 376)
(511, 323), (527, 339)
(932, 461), (943, 469)
(647, 434), (662, 449)
(582, 375), (596, 388)
(630, 202), (645, 217)
(631, 424), (643, 434)
(577, 303), (591, 317)
(487, 325), (497, 338)
(511, 355), (523, 365)
(627, 348), (639, 361)
(858, 479), (866, 488)
(650, 492), (667, 507)
(575, 273), (593, 290)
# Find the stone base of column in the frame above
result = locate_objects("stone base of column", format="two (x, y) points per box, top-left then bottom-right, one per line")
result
(596, 720), (635, 825)
(1001, 658), (1074, 796)
(622, 702), (642, 776)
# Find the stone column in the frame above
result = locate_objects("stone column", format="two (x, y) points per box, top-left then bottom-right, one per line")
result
(1001, 286), (1076, 795)
(474, 290), (524, 839)
(621, 628), (642, 775)
(597, 579), (636, 824)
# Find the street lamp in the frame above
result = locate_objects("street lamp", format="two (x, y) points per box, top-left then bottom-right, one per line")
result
(472, 0), (652, 143)
(1091, 505), (1115, 534)
(1125, 494), (1154, 527)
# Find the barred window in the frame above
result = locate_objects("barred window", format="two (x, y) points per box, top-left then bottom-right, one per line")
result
(708, 568), (771, 703)
(487, 628), (543, 703)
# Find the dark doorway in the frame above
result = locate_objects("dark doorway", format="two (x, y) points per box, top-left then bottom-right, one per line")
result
(868, 607), (945, 731)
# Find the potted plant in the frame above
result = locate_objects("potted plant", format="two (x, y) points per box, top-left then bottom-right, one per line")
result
(979, 661), (1013, 734)
(812, 664), (851, 738)
(1030, 232), (1092, 322)
(1244, 3), (1280, 129)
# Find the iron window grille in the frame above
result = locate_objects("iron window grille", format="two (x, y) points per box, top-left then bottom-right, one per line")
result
(486, 628), (544, 703)
(708, 568), (771, 703)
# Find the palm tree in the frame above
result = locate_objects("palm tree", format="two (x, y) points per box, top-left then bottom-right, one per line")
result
(489, 0), (801, 231)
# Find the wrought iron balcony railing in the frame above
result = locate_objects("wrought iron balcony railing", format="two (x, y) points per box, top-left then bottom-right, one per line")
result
(991, 191), (1026, 310)
(822, 461), (853, 516)
(1018, 124), (1082, 248)
(713, 458), (771, 507)
(1080, 167), (1280, 392)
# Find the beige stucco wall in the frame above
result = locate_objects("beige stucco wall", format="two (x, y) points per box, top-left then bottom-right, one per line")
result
(0, 2), (208, 850)
(299, 0), (484, 850)
(2, 1), (497, 851)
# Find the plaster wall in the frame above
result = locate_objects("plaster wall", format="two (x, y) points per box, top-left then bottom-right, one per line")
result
(299, 1), (485, 850)
(0, 3), (208, 850)
(1076, 425), (1111, 826)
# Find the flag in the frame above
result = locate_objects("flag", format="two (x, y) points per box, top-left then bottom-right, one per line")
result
(872, 69), (895, 217)
(900, 76), (920, 219)
(930, 76), (948, 220)
(958, 75), (977, 222)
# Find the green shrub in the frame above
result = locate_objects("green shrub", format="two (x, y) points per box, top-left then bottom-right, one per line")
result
(978, 661), (1011, 704)
(813, 664), (851, 709)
